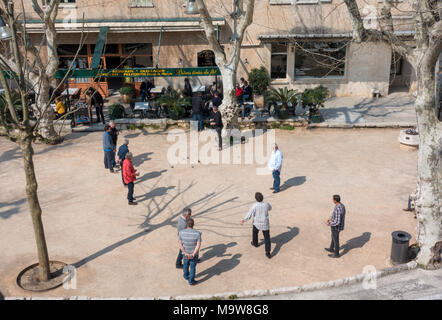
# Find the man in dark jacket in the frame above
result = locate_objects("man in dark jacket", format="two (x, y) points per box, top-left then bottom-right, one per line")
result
(211, 92), (223, 108)
(192, 92), (204, 131)
(210, 106), (224, 151)
(109, 121), (119, 167)
(88, 89), (105, 124)
(102, 125), (117, 174)
(140, 78), (153, 102)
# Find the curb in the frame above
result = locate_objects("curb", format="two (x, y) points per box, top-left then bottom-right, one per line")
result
(4, 261), (418, 300)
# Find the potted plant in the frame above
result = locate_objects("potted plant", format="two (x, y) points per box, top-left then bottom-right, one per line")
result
(0, 91), (23, 122)
(301, 86), (329, 123)
(108, 103), (125, 120)
(157, 89), (190, 120)
(120, 85), (134, 104)
(248, 66), (270, 108)
(266, 87), (298, 120)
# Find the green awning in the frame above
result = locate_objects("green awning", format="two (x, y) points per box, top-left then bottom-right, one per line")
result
(90, 27), (108, 70)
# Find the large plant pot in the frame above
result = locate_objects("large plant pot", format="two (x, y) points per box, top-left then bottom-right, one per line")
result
(277, 109), (290, 120)
(121, 94), (132, 104)
(253, 95), (265, 109)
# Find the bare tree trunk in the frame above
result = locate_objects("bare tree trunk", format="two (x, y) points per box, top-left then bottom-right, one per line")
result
(34, 81), (57, 141)
(414, 65), (442, 268)
(19, 132), (51, 281)
(219, 66), (240, 133)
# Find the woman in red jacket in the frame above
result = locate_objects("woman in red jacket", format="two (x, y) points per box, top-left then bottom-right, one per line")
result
(123, 152), (139, 205)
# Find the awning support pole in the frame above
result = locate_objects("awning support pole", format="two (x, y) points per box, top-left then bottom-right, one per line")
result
(156, 27), (163, 69)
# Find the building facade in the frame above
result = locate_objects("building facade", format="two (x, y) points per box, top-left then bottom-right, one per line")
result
(21, 0), (416, 97)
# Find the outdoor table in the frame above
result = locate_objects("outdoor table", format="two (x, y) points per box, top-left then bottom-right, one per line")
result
(150, 86), (164, 94)
(134, 102), (151, 118)
(192, 85), (206, 93)
(73, 99), (92, 127)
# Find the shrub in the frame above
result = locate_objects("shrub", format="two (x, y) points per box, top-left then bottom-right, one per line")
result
(119, 86), (134, 96)
(248, 66), (270, 96)
(301, 86), (330, 114)
(266, 87), (298, 110)
(157, 89), (190, 120)
(108, 103), (125, 119)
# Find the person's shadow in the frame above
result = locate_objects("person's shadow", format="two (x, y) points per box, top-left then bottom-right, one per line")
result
(281, 176), (306, 191)
(136, 169), (167, 184)
(196, 253), (241, 284)
(199, 242), (237, 262)
(136, 186), (175, 202)
(340, 232), (371, 256)
(132, 152), (153, 166)
(266, 226), (299, 257)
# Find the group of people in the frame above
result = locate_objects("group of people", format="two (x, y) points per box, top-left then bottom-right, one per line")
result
(102, 121), (139, 205)
(173, 143), (345, 286)
(236, 77), (253, 118)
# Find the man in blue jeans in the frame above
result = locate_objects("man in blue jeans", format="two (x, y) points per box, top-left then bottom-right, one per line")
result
(176, 207), (192, 268)
(268, 143), (283, 193)
(102, 125), (117, 174)
(178, 218), (201, 286)
(191, 92), (204, 131)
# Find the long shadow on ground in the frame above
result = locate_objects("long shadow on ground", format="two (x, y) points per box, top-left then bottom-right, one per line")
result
(196, 253), (242, 284)
(340, 232), (371, 256)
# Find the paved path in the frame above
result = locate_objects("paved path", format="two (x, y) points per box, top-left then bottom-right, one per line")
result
(301, 92), (417, 127)
(248, 268), (442, 300)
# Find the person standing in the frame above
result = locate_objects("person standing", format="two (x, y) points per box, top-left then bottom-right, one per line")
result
(210, 106), (223, 151)
(211, 92), (223, 108)
(109, 121), (119, 167)
(123, 152), (140, 205)
(183, 78), (193, 98)
(88, 89), (105, 124)
(241, 192), (272, 259)
(268, 143), (283, 193)
(117, 139), (130, 186)
(325, 195), (346, 258)
(191, 92), (204, 131)
(176, 208), (192, 268)
(178, 218), (201, 286)
(103, 125), (117, 174)
(140, 78), (153, 102)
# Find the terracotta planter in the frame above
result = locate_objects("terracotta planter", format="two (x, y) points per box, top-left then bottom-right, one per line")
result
(253, 95), (265, 109)
(121, 94), (132, 104)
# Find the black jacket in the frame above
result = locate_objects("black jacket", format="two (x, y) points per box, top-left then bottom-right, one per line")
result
(192, 95), (204, 114)
(211, 111), (223, 129)
(212, 96), (223, 108)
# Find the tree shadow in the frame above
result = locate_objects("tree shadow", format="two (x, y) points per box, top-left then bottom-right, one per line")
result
(0, 147), (21, 162)
(73, 229), (150, 268)
(136, 169), (167, 184)
(199, 242), (237, 262)
(269, 226), (300, 257)
(281, 176), (306, 191)
(196, 253), (242, 284)
(132, 152), (153, 166)
(340, 232), (371, 256)
(0, 199), (26, 219)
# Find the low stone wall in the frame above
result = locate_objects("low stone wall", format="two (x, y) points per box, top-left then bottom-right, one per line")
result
(5, 261), (418, 300)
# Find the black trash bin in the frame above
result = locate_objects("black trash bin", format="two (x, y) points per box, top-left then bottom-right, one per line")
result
(391, 231), (411, 265)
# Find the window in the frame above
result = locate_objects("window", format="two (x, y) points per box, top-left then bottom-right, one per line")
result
(130, 0), (153, 7)
(58, 44), (87, 56)
(198, 50), (216, 67)
(90, 44), (120, 55)
(271, 43), (287, 79)
(123, 43), (153, 68)
(295, 41), (347, 78)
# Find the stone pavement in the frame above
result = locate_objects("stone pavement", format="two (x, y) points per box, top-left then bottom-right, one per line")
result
(302, 92), (417, 128)
(248, 268), (442, 300)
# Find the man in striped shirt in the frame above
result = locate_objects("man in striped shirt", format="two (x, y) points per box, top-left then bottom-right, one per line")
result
(176, 208), (191, 268)
(325, 195), (346, 258)
(178, 218), (201, 285)
(241, 192), (272, 259)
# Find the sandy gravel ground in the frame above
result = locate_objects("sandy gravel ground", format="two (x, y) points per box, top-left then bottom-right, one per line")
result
(0, 128), (417, 297)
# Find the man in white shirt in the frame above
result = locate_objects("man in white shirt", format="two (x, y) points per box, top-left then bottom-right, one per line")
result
(268, 143), (283, 193)
(241, 192), (272, 259)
